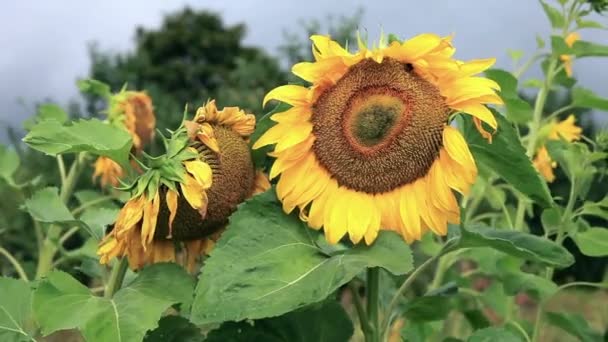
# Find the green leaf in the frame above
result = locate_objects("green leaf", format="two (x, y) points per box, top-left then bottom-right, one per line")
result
(0, 278), (34, 342)
(79, 207), (119, 241)
(540, 1), (565, 28)
(545, 312), (603, 342)
(144, 316), (203, 342)
(37, 104), (68, 123)
(576, 19), (605, 29)
(403, 295), (453, 322)
(23, 118), (133, 168)
(0, 145), (19, 183)
(551, 35), (571, 55)
(77, 79), (111, 98)
(249, 103), (290, 169)
(467, 327), (522, 342)
(462, 310), (490, 330)
(191, 191), (413, 324)
(23, 187), (74, 223)
(541, 207), (561, 235)
(401, 321), (442, 342)
(462, 113), (553, 208)
(33, 264), (195, 342)
(206, 301), (353, 342)
(573, 40), (608, 57)
(536, 35), (546, 49)
(573, 227), (608, 257)
(501, 271), (558, 300)
(453, 225), (574, 268)
(571, 87), (608, 111)
(484, 69), (533, 123)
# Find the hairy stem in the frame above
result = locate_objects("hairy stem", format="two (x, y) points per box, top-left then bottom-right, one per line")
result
(366, 268), (381, 342)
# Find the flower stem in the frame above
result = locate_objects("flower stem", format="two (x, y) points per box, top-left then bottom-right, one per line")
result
(366, 268), (381, 342)
(0, 247), (29, 281)
(349, 281), (371, 338)
(35, 153), (86, 280)
(105, 257), (129, 298)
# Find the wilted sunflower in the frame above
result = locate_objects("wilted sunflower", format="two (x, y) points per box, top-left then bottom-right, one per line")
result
(254, 34), (502, 244)
(98, 101), (267, 270)
(93, 90), (156, 187)
(533, 114), (582, 182)
(560, 32), (580, 78)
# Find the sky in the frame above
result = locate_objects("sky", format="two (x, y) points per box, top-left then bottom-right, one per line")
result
(1, 0), (607, 142)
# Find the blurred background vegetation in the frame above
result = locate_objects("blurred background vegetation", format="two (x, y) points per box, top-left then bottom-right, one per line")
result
(1, 5), (605, 289)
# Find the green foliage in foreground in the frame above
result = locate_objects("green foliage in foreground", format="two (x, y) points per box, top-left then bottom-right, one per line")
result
(1, 1), (608, 341)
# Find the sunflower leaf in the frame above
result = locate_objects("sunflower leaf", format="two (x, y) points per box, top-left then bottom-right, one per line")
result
(449, 225), (574, 268)
(571, 87), (608, 111)
(190, 190), (413, 324)
(462, 112), (554, 208)
(545, 312), (603, 342)
(33, 264), (195, 342)
(205, 301), (353, 342)
(572, 227), (608, 257)
(23, 187), (74, 223)
(467, 327), (522, 342)
(0, 277), (35, 341)
(0, 145), (19, 184)
(485, 69), (533, 123)
(23, 118), (133, 169)
(144, 316), (203, 342)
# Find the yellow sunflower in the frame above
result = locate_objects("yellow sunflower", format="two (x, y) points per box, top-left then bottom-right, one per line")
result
(93, 90), (157, 187)
(560, 32), (580, 78)
(254, 34), (502, 244)
(98, 100), (268, 271)
(533, 114), (582, 182)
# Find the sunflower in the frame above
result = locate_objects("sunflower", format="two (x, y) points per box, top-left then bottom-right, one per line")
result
(98, 101), (267, 271)
(93, 90), (156, 187)
(533, 114), (582, 182)
(253, 34), (502, 244)
(560, 32), (580, 78)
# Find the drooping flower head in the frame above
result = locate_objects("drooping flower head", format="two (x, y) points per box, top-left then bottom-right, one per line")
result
(533, 114), (582, 182)
(254, 34), (502, 244)
(98, 101), (267, 270)
(93, 90), (157, 187)
(560, 32), (580, 78)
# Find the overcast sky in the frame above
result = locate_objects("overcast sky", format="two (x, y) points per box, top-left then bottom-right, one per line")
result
(1, 0), (607, 142)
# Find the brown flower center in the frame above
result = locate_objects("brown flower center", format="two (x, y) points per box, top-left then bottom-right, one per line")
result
(155, 126), (255, 240)
(311, 58), (450, 194)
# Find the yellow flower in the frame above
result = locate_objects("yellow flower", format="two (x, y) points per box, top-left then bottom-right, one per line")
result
(98, 101), (268, 271)
(92, 156), (124, 188)
(533, 114), (582, 182)
(254, 34), (502, 244)
(560, 32), (580, 77)
(93, 91), (156, 188)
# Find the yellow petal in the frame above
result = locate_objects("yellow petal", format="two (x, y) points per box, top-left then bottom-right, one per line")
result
(263, 85), (310, 107)
(166, 189), (178, 238)
(274, 122), (314, 153)
(140, 191), (160, 247)
(399, 185), (422, 241)
(443, 126), (475, 166)
(180, 175), (206, 214)
(184, 160), (213, 188)
(308, 178), (338, 229)
(455, 103), (498, 131)
(399, 33), (443, 60)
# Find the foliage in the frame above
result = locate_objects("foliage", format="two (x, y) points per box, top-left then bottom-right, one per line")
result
(1, 1), (607, 342)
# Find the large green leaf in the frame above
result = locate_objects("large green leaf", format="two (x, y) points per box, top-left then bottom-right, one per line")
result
(79, 207), (119, 241)
(33, 264), (195, 342)
(402, 295), (453, 322)
(462, 113), (553, 207)
(501, 271), (558, 300)
(23, 118), (132, 168)
(572, 227), (608, 257)
(467, 327), (522, 342)
(484, 69), (533, 123)
(205, 301), (353, 342)
(23, 187), (74, 223)
(545, 312), (602, 342)
(450, 225), (574, 268)
(571, 87), (608, 111)
(0, 278), (34, 342)
(0, 145), (19, 183)
(144, 316), (203, 342)
(191, 191), (413, 324)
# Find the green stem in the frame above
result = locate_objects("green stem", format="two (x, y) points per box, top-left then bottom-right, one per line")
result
(366, 268), (381, 342)
(104, 257), (129, 298)
(56, 155), (67, 187)
(429, 255), (449, 291)
(382, 255), (439, 336)
(349, 282), (371, 338)
(0, 247), (29, 281)
(71, 195), (114, 216)
(35, 153), (86, 280)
